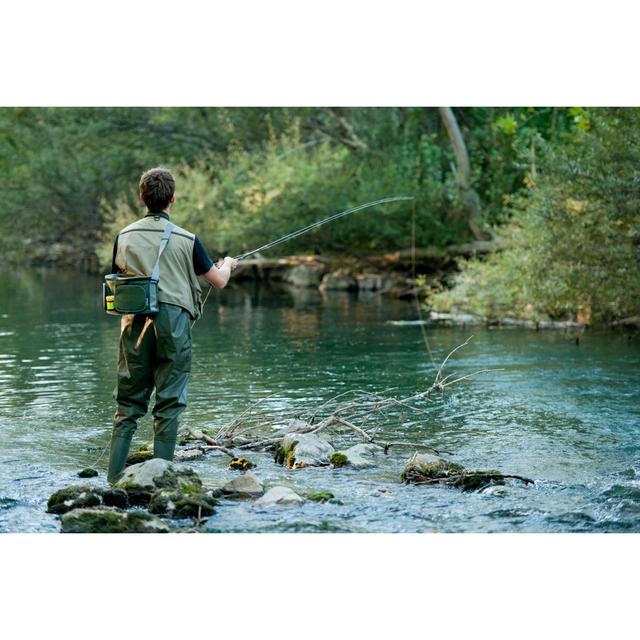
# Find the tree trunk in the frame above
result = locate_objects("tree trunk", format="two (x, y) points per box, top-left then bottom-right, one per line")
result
(438, 107), (487, 240)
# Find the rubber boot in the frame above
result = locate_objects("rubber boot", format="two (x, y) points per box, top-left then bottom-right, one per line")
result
(153, 437), (177, 462)
(107, 434), (133, 483)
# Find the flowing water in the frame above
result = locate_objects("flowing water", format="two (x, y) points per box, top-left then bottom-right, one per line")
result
(0, 268), (638, 533)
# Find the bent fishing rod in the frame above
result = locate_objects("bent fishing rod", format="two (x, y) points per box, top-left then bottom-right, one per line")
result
(233, 196), (414, 262)
(194, 196), (415, 327)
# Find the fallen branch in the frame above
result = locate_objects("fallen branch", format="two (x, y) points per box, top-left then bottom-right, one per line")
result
(178, 338), (497, 457)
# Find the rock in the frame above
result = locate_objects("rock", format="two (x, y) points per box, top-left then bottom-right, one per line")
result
(274, 433), (335, 468)
(400, 453), (465, 485)
(401, 454), (517, 491)
(481, 485), (508, 497)
(283, 263), (325, 288)
(255, 486), (305, 506)
(60, 507), (170, 533)
(221, 472), (264, 499)
(452, 314), (482, 325)
(47, 484), (104, 515)
(77, 468), (98, 478)
(228, 457), (255, 471)
(126, 447), (154, 465)
(149, 489), (217, 519)
(113, 458), (203, 505)
(103, 488), (129, 509)
(306, 491), (335, 503)
(339, 443), (383, 469)
(320, 271), (357, 291)
(173, 448), (206, 462)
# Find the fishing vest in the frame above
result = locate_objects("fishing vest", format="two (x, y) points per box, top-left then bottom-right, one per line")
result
(115, 215), (203, 320)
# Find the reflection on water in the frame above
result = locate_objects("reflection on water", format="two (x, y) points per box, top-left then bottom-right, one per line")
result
(0, 268), (639, 532)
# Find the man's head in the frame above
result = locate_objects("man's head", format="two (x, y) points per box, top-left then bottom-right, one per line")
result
(139, 167), (175, 212)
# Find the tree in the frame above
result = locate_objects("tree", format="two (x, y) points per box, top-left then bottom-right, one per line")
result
(438, 107), (487, 240)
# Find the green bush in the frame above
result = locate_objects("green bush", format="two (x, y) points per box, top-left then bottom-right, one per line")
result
(427, 108), (640, 324)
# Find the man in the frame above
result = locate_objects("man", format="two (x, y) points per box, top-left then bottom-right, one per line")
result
(106, 167), (237, 483)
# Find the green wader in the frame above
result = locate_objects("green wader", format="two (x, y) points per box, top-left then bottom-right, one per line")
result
(107, 303), (192, 483)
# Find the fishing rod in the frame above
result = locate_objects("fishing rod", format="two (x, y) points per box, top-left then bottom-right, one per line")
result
(194, 196), (415, 327)
(234, 196), (415, 261)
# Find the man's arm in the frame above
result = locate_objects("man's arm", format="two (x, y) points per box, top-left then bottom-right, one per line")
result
(192, 236), (237, 288)
(203, 256), (238, 288)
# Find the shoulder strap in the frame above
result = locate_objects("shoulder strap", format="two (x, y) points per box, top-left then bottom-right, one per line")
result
(150, 222), (175, 282)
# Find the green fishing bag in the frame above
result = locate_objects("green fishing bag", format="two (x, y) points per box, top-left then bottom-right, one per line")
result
(103, 222), (174, 315)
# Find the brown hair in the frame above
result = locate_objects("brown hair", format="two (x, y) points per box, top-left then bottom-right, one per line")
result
(139, 167), (175, 212)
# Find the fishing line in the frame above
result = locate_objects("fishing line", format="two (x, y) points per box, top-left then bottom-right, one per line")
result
(411, 199), (438, 371)
(193, 196), (414, 328)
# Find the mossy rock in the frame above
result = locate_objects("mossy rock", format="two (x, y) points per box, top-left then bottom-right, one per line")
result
(274, 433), (334, 468)
(126, 448), (154, 466)
(77, 468), (98, 478)
(329, 452), (349, 468)
(149, 489), (217, 519)
(307, 491), (335, 503)
(401, 453), (465, 485)
(274, 438), (297, 467)
(60, 507), (170, 533)
(229, 457), (255, 471)
(47, 484), (104, 515)
(114, 459), (203, 505)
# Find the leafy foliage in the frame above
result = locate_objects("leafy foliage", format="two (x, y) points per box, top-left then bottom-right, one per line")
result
(427, 108), (640, 323)
(1, 106), (567, 263)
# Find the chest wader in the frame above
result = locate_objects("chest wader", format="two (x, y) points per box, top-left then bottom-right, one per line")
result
(107, 224), (193, 483)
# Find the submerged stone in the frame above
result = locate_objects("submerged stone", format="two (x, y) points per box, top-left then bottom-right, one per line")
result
(60, 507), (170, 533)
(221, 472), (264, 499)
(47, 484), (104, 515)
(77, 468), (98, 478)
(149, 489), (217, 519)
(114, 458), (203, 505)
(255, 486), (305, 506)
(480, 485), (509, 497)
(173, 448), (206, 462)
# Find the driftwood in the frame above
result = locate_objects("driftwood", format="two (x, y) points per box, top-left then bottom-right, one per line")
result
(179, 337), (497, 458)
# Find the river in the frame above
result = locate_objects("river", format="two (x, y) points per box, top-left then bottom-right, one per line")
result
(0, 268), (638, 532)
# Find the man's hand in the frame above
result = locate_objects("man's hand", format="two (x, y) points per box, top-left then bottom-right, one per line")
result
(203, 256), (238, 288)
(223, 256), (238, 272)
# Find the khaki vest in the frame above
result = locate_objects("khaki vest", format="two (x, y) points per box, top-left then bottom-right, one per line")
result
(115, 215), (203, 319)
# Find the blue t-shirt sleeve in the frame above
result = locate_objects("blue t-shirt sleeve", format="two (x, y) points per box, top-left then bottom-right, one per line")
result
(193, 236), (214, 275)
